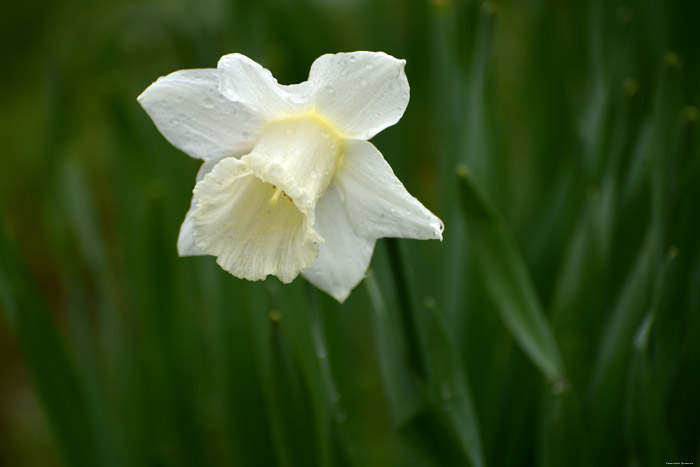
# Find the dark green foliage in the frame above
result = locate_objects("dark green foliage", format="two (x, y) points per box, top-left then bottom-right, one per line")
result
(1, 0), (699, 466)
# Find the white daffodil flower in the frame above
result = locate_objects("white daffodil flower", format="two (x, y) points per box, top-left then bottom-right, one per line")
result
(138, 51), (443, 302)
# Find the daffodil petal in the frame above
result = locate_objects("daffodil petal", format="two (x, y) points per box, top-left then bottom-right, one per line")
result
(138, 69), (264, 160)
(308, 52), (409, 140)
(336, 140), (444, 240)
(177, 207), (203, 256)
(242, 115), (343, 213)
(177, 153), (242, 256)
(192, 157), (321, 283)
(302, 182), (375, 303)
(218, 54), (308, 119)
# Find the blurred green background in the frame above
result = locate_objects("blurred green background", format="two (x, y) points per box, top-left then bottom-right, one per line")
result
(1, 0), (699, 465)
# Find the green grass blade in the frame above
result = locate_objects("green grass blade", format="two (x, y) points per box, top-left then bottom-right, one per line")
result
(0, 223), (107, 467)
(263, 310), (317, 467)
(626, 313), (676, 464)
(305, 284), (346, 467)
(625, 248), (678, 463)
(385, 238), (423, 378)
(366, 271), (424, 426)
(418, 298), (485, 467)
(588, 226), (657, 461)
(456, 165), (565, 382)
(538, 385), (591, 467)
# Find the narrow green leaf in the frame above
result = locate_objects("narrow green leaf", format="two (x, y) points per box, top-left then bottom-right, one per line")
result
(625, 248), (678, 464)
(305, 284), (348, 467)
(625, 313), (675, 464)
(589, 227), (657, 459)
(385, 237), (423, 378)
(366, 271), (424, 426)
(266, 280), (351, 467)
(538, 384), (591, 467)
(0, 223), (106, 467)
(263, 311), (317, 467)
(456, 165), (565, 382)
(418, 298), (485, 467)
(591, 56), (682, 460)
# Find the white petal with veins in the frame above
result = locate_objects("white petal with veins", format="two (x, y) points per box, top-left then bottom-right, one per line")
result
(177, 152), (244, 257)
(336, 139), (444, 241)
(138, 69), (264, 160)
(192, 157), (321, 283)
(308, 52), (410, 140)
(218, 54), (309, 119)
(303, 182), (375, 303)
(177, 207), (203, 257)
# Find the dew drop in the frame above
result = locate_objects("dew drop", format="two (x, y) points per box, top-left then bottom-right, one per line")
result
(293, 149), (302, 156)
(365, 64), (374, 70)
(335, 412), (347, 423)
(360, 79), (367, 86)
(286, 128), (294, 135)
(202, 97), (214, 108)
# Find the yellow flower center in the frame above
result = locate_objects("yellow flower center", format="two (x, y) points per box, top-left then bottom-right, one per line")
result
(243, 109), (346, 214)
